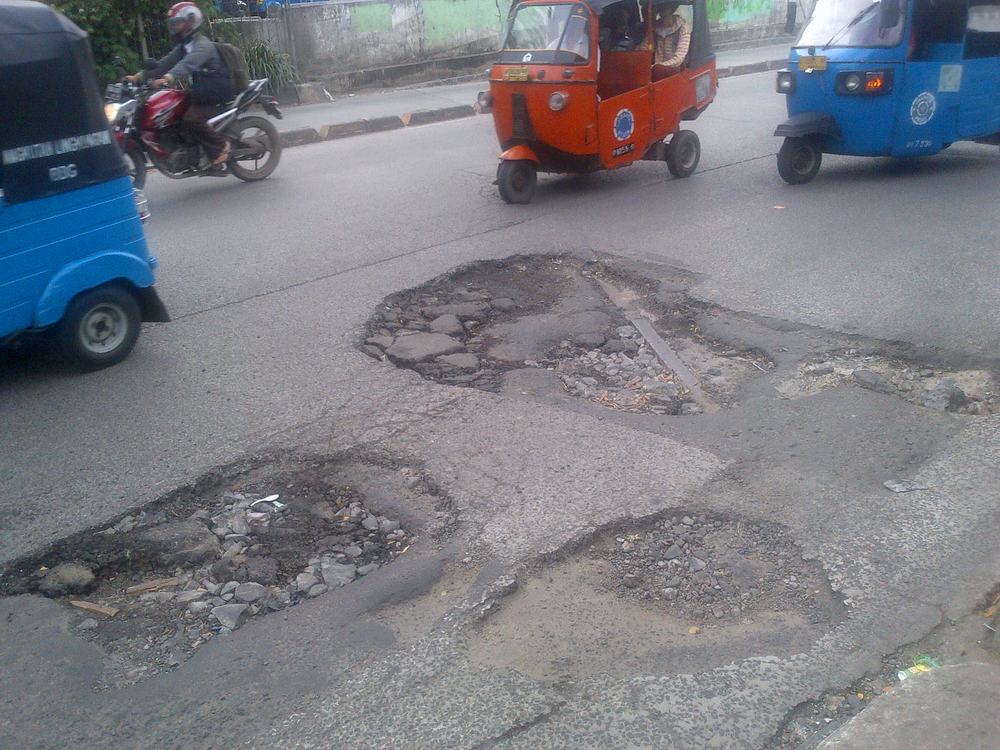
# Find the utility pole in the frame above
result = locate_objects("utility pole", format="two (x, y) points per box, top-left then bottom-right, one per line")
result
(136, 1), (149, 60)
(282, 0), (299, 74)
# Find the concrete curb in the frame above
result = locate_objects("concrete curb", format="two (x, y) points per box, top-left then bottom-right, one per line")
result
(277, 59), (787, 149)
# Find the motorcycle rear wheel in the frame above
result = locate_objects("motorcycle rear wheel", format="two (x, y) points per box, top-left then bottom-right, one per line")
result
(227, 116), (282, 182)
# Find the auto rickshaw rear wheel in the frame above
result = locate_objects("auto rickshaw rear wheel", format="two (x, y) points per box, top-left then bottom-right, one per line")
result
(58, 284), (142, 371)
(777, 137), (822, 184)
(497, 160), (537, 204)
(666, 130), (701, 178)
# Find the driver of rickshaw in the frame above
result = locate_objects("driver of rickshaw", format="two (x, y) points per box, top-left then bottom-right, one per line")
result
(652, 0), (691, 79)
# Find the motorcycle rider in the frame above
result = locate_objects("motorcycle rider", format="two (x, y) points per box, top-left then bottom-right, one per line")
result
(128, 2), (232, 166)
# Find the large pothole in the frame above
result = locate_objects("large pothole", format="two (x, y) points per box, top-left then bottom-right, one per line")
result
(0, 453), (445, 689)
(362, 255), (768, 415)
(465, 511), (845, 683)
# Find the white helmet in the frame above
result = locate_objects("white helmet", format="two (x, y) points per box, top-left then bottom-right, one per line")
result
(167, 2), (204, 43)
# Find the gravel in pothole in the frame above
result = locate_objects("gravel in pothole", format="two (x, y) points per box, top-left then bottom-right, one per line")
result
(12, 484), (410, 689)
(778, 349), (997, 415)
(601, 512), (839, 626)
(363, 254), (766, 415)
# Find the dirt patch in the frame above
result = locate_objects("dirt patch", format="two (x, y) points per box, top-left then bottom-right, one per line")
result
(778, 349), (997, 416)
(0, 453), (447, 689)
(362, 254), (768, 415)
(466, 511), (844, 683)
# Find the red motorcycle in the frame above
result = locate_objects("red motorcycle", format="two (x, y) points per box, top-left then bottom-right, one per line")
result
(104, 77), (283, 189)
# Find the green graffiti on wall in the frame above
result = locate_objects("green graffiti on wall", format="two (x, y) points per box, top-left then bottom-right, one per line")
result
(422, 0), (508, 45)
(707, 0), (773, 24)
(351, 3), (393, 33)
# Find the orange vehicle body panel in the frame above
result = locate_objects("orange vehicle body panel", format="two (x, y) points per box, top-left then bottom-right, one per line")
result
(488, 0), (717, 174)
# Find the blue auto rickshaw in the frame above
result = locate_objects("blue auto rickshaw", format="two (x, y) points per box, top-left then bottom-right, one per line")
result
(773, 0), (1000, 183)
(0, 0), (167, 369)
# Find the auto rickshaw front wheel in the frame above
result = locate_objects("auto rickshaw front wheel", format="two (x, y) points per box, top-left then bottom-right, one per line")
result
(58, 285), (142, 371)
(777, 137), (822, 184)
(666, 130), (701, 178)
(497, 160), (537, 204)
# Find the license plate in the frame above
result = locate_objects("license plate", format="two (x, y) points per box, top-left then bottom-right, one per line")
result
(797, 55), (828, 71)
(503, 67), (529, 81)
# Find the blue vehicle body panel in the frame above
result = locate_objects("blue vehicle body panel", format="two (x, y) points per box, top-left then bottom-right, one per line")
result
(782, 37), (1000, 158)
(0, 176), (155, 338)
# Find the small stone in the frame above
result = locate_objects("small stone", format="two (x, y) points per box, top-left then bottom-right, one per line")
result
(234, 582), (268, 603)
(361, 515), (380, 531)
(689, 557), (707, 572)
(174, 589), (207, 604)
(365, 335), (394, 349)
(602, 339), (639, 354)
(295, 572), (319, 592)
(188, 601), (212, 615)
(38, 563), (96, 597)
(680, 403), (703, 415)
(220, 581), (239, 597)
(362, 345), (385, 360)
(662, 544), (683, 560)
(211, 603), (248, 630)
(78, 618), (99, 631)
(852, 369), (895, 395)
(139, 591), (175, 604)
(492, 298), (516, 312)
(919, 368), (935, 378)
(662, 587), (677, 600)
(307, 583), (328, 598)
(429, 314), (463, 336)
(623, 574), (641, 589)
(228, 515), (250, 536)
(320, 560), (357, 587)
(706, 367), (722, 376)
(923, 379), (967, 412)
(385, 333), (464, 365)
(574, 332), (607, 348)
(681, 516), (694, 526)
(379, 518), (401, 533)
(437, 353), (479, 371)
(665, 576), (682, 587)
(357, 563), (379, 576)
(616, 325), (634, 338)
(805, 363), (835, 376)
(345, 545), (363, 557)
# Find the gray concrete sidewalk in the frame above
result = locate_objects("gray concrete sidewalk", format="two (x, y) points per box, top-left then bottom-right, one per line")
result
(274, 41), (792, 142)
(817, 663), (1000, 750)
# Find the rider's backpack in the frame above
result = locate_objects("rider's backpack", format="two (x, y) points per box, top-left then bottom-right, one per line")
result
(215, 42), (250, 91)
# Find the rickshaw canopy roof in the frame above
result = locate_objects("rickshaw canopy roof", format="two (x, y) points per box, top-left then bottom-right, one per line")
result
(0, 0), (127, 205)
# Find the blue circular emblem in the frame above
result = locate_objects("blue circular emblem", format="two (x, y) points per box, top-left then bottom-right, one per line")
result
(613, 108), (635, 141)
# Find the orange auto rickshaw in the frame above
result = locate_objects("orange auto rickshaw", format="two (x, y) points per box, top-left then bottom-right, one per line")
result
(479, 0), (717, 203)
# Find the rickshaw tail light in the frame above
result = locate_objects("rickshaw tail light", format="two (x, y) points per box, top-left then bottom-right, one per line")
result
(776, 71), (795, 94)
(549, 92), (569, 111)
(865, 72), (886, 92)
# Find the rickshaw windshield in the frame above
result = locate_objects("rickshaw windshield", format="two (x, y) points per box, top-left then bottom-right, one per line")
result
(796, 0), (907, 48)
(500, 3), (591, 64)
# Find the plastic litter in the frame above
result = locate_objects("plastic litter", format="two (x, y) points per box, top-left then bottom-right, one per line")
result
(883, 479), (929, 493)
(251, 494), (285, 509)
(897, 654), (941, 681)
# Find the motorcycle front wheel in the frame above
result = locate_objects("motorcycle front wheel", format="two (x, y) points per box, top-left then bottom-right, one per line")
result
(227, 116), (282, 182)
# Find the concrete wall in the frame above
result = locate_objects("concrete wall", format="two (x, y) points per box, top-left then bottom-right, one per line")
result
(217, 0), (792, 81)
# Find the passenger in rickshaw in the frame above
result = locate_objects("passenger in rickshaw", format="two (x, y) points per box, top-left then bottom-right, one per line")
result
(652, 0), (691, 79)
(600, 1), (646, 51)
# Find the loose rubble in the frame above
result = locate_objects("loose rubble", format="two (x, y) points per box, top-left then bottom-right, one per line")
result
(600, 512), (839, 626)
(363, 255), (765, 414)
(8, 478), (411, 688)
(785, 350), (996, 415)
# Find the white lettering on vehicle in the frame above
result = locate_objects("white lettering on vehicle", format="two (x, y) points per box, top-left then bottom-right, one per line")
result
(2, 130), (111, 166)
(48, 164), (79, 182)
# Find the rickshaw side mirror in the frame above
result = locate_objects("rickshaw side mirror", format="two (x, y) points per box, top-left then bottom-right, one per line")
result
(879, 0), (901, 29)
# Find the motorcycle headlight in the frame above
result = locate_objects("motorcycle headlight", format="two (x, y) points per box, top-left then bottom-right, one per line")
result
(104, 102), (121, 122)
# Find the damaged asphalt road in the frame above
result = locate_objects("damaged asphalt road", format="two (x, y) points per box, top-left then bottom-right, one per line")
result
(3, 72), (1000, 748)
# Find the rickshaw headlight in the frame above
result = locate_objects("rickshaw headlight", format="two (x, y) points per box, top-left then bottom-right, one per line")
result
(837, 70), (893, 95)
(548, 91), (569, 111)
(776, 71), (795, 94)
(104, 102), (121, 122)
(843, 73), (862, 92)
